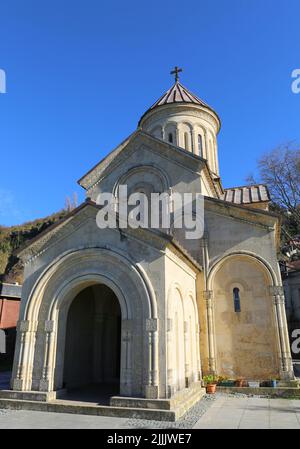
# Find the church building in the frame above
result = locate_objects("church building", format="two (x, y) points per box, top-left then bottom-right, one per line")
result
(7, 70), (294, 418)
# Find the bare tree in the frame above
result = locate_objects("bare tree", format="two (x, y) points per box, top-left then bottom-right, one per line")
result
(72, 192), (78, 209)
(247, 143), (300, 225)
(64, 196), (72, 213)
(64, 192), (79, 213)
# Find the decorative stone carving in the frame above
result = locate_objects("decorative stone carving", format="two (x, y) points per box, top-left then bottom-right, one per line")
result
(146, 318), (158, 332)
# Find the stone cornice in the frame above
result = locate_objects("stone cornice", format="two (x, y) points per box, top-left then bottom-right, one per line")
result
(16, 201), (202, 272)
(204, 195), (279, 230)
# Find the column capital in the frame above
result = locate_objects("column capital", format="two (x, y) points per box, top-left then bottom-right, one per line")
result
(44, 320), (55, 333)
(203, 290), (213, 300)
(146, 318), (158, 332)
(18, 320), (38, 332)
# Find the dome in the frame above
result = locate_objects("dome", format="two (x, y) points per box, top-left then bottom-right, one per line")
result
(138, 81), (220, 126)
(138, 79), (221, 176)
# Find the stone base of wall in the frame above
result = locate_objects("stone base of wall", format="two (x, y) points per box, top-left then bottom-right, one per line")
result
(0, 383), (205, 421)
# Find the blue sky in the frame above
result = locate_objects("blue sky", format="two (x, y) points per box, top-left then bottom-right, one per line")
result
(0, 0), (299, 226)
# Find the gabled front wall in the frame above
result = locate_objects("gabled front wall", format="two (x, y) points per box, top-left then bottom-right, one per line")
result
(12, 205), (203, 399)
(86, 138), (210, 201)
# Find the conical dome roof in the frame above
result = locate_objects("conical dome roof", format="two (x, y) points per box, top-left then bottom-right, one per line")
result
(149, 81), (210, 109)
(139, 81), (219, 127)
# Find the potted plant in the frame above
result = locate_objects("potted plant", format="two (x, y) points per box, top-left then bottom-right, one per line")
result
(203, 375), (218, 394)
(217, 376), (229, 386)
(235, 377), (245, 387)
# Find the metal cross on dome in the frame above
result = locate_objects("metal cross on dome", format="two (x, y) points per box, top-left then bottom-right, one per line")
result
(170, 66), (183, 82)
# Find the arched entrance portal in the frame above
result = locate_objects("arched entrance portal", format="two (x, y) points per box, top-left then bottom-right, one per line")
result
(63, 284), (121, 398)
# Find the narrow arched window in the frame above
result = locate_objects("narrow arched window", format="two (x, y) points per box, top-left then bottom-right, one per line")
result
(233, 287), (241, 312)
(198, 134), (203, 157)
(184, 132), (189, 151)
(168, 133), (173, 143)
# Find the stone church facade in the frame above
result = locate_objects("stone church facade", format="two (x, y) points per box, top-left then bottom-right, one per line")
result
(9, 77), (294, 410)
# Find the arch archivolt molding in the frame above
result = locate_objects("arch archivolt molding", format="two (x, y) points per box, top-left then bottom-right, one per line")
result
(13, 247), (160, 397)
(204, 251), (293, 379)
(112, 164), (170, 197)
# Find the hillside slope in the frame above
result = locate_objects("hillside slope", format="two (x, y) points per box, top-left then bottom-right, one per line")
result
(0, 210), (68, 284)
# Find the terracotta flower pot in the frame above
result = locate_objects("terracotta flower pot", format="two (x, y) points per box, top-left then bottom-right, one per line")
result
(206, 383), (217, 394)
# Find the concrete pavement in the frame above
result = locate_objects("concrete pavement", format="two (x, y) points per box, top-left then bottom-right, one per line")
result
(194, 395), (300, 429)
(1, 394), (300, 429)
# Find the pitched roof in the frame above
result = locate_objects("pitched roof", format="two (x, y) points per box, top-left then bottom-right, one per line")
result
(138, 81), (219, 125)
(221, 184), (270, 205)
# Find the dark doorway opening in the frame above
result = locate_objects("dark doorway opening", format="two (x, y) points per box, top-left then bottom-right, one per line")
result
(63, 284), (121, 403)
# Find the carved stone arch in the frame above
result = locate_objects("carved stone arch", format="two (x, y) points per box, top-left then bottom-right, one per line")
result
(207, 251), (278, 290)
(24, 247), (156, 322)
(183, 291), (200, 383)
(205, 251), (292, 380)
(181, 120), (194, 131)
(164, 121), (178, 145)
(166, 282), (185, 394)
(193, 123), (206, 153)
(13, 247), (159, 397)
(223, 278), (250, 294)
(112, 164), (170, 197)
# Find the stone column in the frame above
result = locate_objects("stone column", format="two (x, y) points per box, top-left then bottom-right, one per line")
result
(204, 290), (216, 374)
(184, 320), (191, 386)
(120, 319), (132, 396)
(166, 318), (174, 397)
(39, 320), (56, 392)
(270, 286), (294, 379)
(175, 125), (180, 147)
(196, 322), (202, 381)
(191, 130), (196, 155)
(204, 131), (209, 161)
(145, 318), (159, 399)
(13, 320), (38, 391)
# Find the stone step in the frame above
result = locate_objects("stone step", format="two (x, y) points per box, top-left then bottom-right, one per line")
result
(110, 384), (206, 411)
(0, 384), (206, 421)
(0, 398), (177, 421)
(0, 390), (56, 402)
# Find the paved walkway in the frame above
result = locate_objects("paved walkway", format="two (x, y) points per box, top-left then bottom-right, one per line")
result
(194, 395), (300, 429)
(1, 395), (300, 428)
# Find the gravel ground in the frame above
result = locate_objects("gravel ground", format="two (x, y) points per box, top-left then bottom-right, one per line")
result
(125, 393), (217, 429)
